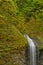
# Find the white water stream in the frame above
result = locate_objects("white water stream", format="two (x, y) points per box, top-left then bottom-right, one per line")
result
(24, 34), (36, 65)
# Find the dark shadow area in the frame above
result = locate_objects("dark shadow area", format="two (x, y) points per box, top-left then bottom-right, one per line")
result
(32, 37), (43, 65)
(39, 49), (43, 65)
(25, 44), (30, 65)
(32, 37), (42, 46)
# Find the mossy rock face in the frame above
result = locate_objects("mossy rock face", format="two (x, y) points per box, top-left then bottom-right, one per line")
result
(0, 0), (43, 65)
(32, 36), (43, 50)
(0, 16), (27, 51)
(0, 16), (27, 65)
(0, 0), (43, 38)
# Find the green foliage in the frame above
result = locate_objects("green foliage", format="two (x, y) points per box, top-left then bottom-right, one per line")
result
(0, 0), (43, 47)
(0, 0), (43, 65)
(0, 0), (43, 44)
(0, 16), (27, 50)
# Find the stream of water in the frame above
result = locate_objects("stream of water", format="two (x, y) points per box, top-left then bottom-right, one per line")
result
(24, 34), (36, 65)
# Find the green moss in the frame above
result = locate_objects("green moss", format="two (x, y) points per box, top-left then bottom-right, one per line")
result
(0, 0), (43, 50)
(0, 0), (43, 65)
(0, 16), (27, 51)
(37, 36), (43, 49)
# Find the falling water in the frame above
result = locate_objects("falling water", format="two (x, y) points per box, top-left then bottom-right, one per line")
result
(24, 34), (36, 65)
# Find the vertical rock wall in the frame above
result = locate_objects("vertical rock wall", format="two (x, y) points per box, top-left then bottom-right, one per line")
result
(39, 49), (43, 65)
(0, 48), (27, 65)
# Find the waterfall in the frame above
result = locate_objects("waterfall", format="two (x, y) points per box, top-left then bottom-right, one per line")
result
(24, 34), (36, 65)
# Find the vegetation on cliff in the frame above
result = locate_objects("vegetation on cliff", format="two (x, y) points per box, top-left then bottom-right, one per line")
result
(0, 0), (43, 65)
(0, 0), (43, 60)
(0, 15), (27, 50)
